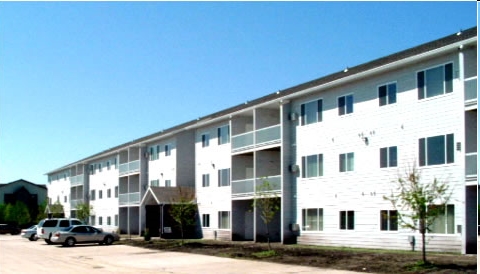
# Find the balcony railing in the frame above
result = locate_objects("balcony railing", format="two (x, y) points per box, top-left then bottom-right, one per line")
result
(232, 175), (281, 198)
(70, 199), (84, 208)
(119, 160), (140, 176)
(466, 152), (477, 177)
(232, 125), (281, 153)
(70, 174), (84, 186)
(464, 77), (477, 105)
(119, 192), (140, 205)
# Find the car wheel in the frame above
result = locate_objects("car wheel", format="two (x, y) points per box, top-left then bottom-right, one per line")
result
(104, 236), (114, 245)
(65, 237), (76, 247)
(29, 234), (36, 241)
(44, 239), (52, 244)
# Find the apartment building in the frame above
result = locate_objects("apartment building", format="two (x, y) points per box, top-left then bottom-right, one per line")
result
(46, 27), (477, 254)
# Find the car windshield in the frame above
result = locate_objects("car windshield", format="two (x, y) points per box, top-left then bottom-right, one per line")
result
(28, 225), (36, 229)
(37, 220), (45, 227)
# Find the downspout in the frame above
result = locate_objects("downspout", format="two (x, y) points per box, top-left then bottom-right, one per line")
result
(458, 44), (466, 255)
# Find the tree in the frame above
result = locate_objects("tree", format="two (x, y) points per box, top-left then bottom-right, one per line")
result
(4, 201), (31, 226)
(383, 166), (451, 264)
(76, 203), (92, 224)
(169, 187), (197, 244)
(36, 200), (48, 222)
(252, 178), (281, 250)
(47, 201), (65, 218)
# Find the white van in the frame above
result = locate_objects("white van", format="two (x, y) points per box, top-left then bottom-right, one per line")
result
(37, 218), (83, 244)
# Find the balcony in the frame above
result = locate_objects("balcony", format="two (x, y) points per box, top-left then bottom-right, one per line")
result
(465, 152), (477, 178)
(232, 125), (281, 153)
(70, 199), (84, 209)
(232, 175), (281, 198)
(119, 192), (140, 206)
(70, 174), (84, 186)
(119, 160), (140, 176)
(464, 77), (477, 108)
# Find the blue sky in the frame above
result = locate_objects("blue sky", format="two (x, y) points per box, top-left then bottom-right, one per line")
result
(0, 2), (477, 185)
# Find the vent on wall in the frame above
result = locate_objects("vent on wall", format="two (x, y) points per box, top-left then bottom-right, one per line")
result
(289, 164), (299, 173)
(289, 112), (297, 121)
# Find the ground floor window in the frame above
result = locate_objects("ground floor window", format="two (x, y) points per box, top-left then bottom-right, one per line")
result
(218, 211), (230, 229)
(429, 204), (455, 234)
(115, 215), (119, 226)
(90, 215), (96, 226)
(202, 214), (210, 228)
(380, 210), (398, 231)
(339, 210), (354, 230)
(302, 208), (323, 231)
(107, 216), (111, 226)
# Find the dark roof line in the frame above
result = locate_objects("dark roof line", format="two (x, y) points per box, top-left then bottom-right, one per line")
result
(46, 26), (477, 175)
(0, 179), (47, 189)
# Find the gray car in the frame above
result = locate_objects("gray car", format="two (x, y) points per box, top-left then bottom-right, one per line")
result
(50, 225), (120, 247)
(21, 225), (38, 241)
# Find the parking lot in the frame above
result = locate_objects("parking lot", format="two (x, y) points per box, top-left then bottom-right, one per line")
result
(0, 234), (362, 274)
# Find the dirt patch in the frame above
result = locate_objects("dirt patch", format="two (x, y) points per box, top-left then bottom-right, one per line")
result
(122, 239), (477, 273)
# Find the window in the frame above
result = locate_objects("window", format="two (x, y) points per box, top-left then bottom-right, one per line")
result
(301, 99), (323, 125)
(90, 190), (96, 201)
(64, 196), (67, 203)
(218, 168), (230, 187)
(149, 147), (154, 161)
(338, 94), (354, 116)
(339, 152), (354, 172)
(150, 179), (160, 187)
(429, 204), (455, 234)
(165, 144), (171, 156)
(380, 210), (398, 231)
(107, 189), (111, 198)
(418, 63), (453, 99)
(150, 146), (160, 160)
(301, 154), (324, 178)
(107, 161), (111, 170)
(107, 216), (111, 226)
(218, 125), (230, 145)
(114, 186), (118, 198)
(218, 211), (230, 229)
(419, 134), (454, 166)
(98, 163), (102, 172)
(340, 210), (355, 230)
(202, 133), (210, 148)
(165, 180), (171, 187)
(202, 174), (210, 187)
(99, 216), (103, 226)
(115, 215), (119, 226)
(380, 146), (398, 168)
(202, 214), (210, 228)
(90, 215), (96, 226)
(302, 208), (323, 231)
(379, 83), (397, 106)
(99, 190), (103, 199)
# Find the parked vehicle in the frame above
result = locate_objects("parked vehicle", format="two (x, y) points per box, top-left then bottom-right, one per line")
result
(0, 224), (20, 235)
(21, 225), (38, 241)
(50, 225), (120, 247)
(37, 218), (83, 244)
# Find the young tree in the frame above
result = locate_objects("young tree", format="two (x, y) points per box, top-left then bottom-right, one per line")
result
(36, 200), (48, 222)
(48, 201), (65, 218)
(252, 179), (281, 250)
(76, 203), (92, 224)
(169, 187), (197, 244)
(383, 166), (451, 264)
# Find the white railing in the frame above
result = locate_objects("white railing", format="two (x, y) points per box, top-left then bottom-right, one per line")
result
(465, 152), (477, 177)
(118, 160), (140, 176)
(232, 175), (281, 197)
(232, 124), (281, 153)
(70, 174), (84, 186)
(464, 77), (477, 102)
(119, 192), (140, 205)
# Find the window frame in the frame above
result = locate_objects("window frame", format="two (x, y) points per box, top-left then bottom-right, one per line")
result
(302, 208), (324, 231)
(300, 99), (323, 126)
(202, 214), (210, 228)
(428, 204), (455, 234)
(202, 133), (210, 148)
(202, 173), (210, 187)
(339, 210), (355, 230)
(417, 62), (453, 100)
(301, 154), (324, 178)
(419, 134), (454, 167)
(339, 152), (354, 172)
(217, 125), (230, 145)
(380, 210), (398, 231)
(218, 211), (230, 229)
(378, 82), (397, 106)
(338, 94), (354, 116)
(218, 168), (231, 187)
(380, 146), (398, 168)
